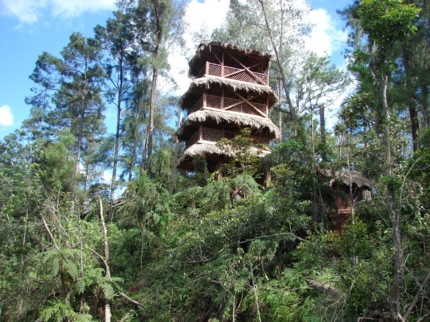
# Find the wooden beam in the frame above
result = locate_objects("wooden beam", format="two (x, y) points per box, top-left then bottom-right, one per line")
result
(203, 92), (207, 109)
(225, 52), (267, 85)
(221, 51), (224, 77)
(233, 91), (267, 118)
(212, 49), (222, 65)
(223, 61), (263, 77)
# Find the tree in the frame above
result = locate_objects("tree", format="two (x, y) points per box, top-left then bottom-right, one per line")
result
(213, 0), (311, 132)
(118, 0), (186, 172)
(26, 32), (106, 202)
(94, 10), (136, 217)
(295, 52), (350, 153)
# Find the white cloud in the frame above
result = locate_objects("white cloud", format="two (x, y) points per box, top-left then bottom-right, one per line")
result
(1, 0), (116, 24)
(168, 0), (230, 94)
(103, 170), (112, 184)
(0, 105), (14, 126)
(305, 8), (348, 57)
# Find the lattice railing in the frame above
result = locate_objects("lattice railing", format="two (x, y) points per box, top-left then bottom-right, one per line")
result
(189, 96), (204, 114)
(186, 126), (270, 148)
(195, 62), (268, 85)
(188, 94), (267, 117)
(186, 130), (200, 148)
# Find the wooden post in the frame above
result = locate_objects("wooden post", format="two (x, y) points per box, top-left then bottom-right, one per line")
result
(221, 88), (224, 109)
(221, 51), (225, 78)
(199, 125), (203, 140)
(266, 60), (270, 85)
(215, 156), (224, 180)
(206, 61), (209, 76)
(203, 92), (206, 109)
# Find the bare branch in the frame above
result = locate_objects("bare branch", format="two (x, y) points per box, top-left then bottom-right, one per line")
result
(119, 292), (142, 307)
(40, 214), (60, 251)
(403, 267), (430, 320)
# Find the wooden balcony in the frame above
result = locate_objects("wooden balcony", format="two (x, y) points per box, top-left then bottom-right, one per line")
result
(189, 93), (268, 117)
(186, 125), (271, 149)
(196, 62), (269, 86)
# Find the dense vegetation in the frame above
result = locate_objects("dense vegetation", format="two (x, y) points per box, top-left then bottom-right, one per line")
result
(1, 0), (430, 321)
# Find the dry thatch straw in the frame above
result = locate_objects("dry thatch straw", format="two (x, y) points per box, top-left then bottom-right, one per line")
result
(336, 172), (373, 188)
(180, 76), (278, 110)
(189, 41), (272, 75)
(176, 109), (281, 140)
(319, 168), (373, 188)
(177, 142), (271, 168)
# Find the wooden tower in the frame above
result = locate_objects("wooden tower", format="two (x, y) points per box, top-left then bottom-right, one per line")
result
(176, 42), (280, 174)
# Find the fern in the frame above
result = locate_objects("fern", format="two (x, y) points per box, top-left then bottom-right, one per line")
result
(100, 281), (115, 300)
(40, 300), (93, 322)
(65, 259), (78, 281)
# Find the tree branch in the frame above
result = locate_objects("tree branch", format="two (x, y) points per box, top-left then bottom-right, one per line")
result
(119, 292), (142, 307)
(40, 214), (60, 251)
(403, 267), (430, 320)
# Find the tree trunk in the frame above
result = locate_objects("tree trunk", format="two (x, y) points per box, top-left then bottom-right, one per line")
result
(147, 0), (162, 170)
(382, 74), (391, 174)
(319, 104), (326, 146)
(381, 43), (403, 321)
(109, 102), (121, 220)
(258, 0), (298, 128)
(422, 84), (430, 128)
(170, 111), (182, 194)
(402, 42), (420, 152)
(109, 56), (124, 220)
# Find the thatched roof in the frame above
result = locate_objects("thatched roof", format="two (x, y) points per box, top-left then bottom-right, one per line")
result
(176, 109), (281, 141)
(189, 41), (272, 76)
(180, 76), (278, 110)
(177, 142), (271, 170)
(319, 168), (373, 188)
(335, 172), (373, 188)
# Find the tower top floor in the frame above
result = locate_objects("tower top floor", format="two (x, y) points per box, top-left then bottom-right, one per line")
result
(188, 41), (272, 86)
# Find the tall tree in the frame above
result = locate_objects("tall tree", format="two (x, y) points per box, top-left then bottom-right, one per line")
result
(118, 0), (186, 172)
(94, 10), (136, 217)
(357, 1), (421, 319)
(213, 0), (311, 131)
(295, 52), (350, 151)
(26, 32), (106, 201)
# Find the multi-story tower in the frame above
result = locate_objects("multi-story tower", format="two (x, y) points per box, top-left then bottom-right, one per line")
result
(177, 42), (280, 174)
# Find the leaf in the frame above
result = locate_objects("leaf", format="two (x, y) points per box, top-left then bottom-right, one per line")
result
(66, 260), (78, 281)
(101, 282), (115, 300)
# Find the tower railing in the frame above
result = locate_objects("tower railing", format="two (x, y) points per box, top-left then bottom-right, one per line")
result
(186, 125), (270, 149)
(188, 93), (267, 117)
(196, 62), (268, 85)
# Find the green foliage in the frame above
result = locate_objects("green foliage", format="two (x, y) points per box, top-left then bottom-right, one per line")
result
(358, 0), (421, 49)
(3, 0), (430, 321)
(216, 128), (261, 177)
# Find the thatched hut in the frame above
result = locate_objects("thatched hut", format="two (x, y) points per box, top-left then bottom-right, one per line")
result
(329, 172), (373, 231)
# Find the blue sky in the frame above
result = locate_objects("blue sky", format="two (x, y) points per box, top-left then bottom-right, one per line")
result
(0, 0), (353, 140)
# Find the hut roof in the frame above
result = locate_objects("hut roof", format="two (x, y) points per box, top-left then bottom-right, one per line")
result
(188, 41), (272, 76)
(180, 76), (278, 110)
(335, 172), (373, 188)
(176, 109), (281, 141)
(319, 168), (373, 188)
(177, 142), (271, 170)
